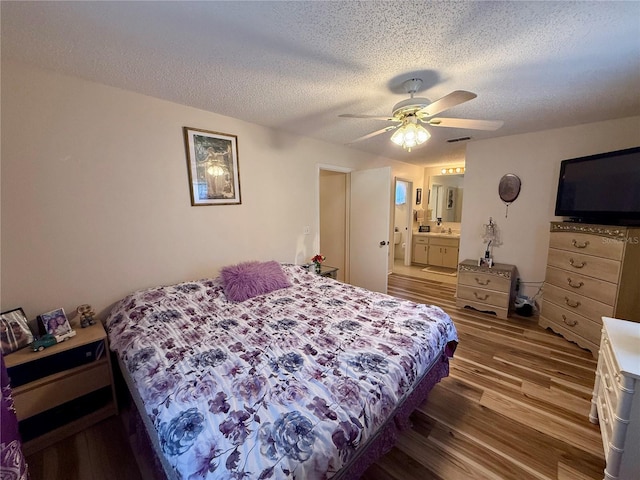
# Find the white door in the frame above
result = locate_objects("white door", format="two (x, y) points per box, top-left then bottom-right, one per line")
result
(349, 167), (392, 293)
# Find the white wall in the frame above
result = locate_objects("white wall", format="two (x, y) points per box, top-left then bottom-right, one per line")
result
(0, 61), (421, 321)
(460, 116), (640, 298)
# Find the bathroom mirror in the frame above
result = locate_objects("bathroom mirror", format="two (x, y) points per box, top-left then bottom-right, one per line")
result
(428, 174), (464, 222)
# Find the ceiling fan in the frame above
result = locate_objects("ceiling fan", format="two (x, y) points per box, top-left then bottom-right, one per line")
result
(339, 78), (503, 151)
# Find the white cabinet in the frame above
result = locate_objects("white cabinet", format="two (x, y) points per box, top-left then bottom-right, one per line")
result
(427, 237), (459, 268)
(412, 234), (460, 268)
(412, 236), (429, 265)
(590, 317), (640, 480)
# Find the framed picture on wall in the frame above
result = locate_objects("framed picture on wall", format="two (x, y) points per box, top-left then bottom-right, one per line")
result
(183, 127), (242, 206)
(446, 187), (455, 210)
(416, 188), (422, 205)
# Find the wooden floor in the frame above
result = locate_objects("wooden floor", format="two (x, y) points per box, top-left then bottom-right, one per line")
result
(25, 273), (605, 480)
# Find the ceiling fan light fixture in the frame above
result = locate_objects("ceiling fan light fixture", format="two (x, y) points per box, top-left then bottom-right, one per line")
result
(390, 122), (430, 151)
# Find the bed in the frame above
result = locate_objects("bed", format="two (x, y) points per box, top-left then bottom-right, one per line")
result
(106, 263), (458, 480)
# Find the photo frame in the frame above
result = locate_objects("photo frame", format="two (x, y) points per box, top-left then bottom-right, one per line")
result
(39, 308), (73, 338)
(416, 188), (422, 205)
(446, 187), (455, 210)
(183, 127), (241, 206)
(479, 257), (494, 268)
(1, 307), (34, 355)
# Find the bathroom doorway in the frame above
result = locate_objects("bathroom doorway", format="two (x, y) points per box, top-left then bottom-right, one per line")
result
(391, 178), (413, 270)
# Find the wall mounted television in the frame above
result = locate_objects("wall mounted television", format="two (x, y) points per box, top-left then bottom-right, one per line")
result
(555, 146), (640, 225)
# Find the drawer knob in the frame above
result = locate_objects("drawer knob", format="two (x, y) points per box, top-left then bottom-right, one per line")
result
(571, 239), (590, 249)
(561, 314), (578, 327)
(473, 292), (489, 301)
(567, 278), (584, 289)
(564, 297), (581, 308)
(474, 277), (490, 286)
(569, 258), (586, 269)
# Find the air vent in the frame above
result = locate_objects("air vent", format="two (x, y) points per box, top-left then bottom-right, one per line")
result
(447, 136), (471, 143)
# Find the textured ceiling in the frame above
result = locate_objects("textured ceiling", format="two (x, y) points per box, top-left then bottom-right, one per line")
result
(2, 1), (639, 166)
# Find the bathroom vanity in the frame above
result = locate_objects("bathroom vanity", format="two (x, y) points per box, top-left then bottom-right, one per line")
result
(412, 232), (460, 268)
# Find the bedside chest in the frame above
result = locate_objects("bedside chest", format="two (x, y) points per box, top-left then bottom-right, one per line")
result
(318, 265), (339, 279)
(4, 322), (118, 455)
(456, 259), (518, 319)
(589, 317), (640, 480)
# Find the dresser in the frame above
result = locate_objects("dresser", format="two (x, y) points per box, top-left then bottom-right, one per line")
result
(539, 222), (640, 356)
(455, 260), (518, 319)
(589, 317), (640, 480)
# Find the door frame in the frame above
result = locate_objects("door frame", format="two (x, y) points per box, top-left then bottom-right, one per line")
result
(393, 177), (414, 268)
(317, 164), (352, 283)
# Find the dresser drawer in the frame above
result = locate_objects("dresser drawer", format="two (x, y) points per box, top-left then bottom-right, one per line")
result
(549, 231), (624, 261)
(546, 248), (621, 284)
(596, 383), (614, 453)
(540, 300), (603, 346)
(457, 285), (509, 308)
(543, 283), (613, 322)
(458, 271), (511, 293)
(599, 338), (620, 413)
(544, 266), (617, 306)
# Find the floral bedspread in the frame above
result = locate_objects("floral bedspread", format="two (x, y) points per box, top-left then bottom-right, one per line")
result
(106, 265), (458, 480)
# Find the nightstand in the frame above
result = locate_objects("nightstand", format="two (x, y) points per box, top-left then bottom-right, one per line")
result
(4, 321), (118, 455)
(318, 265), (339, 279)
(455, 259), (518, 319)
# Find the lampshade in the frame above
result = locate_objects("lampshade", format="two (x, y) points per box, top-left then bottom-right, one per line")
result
(390, 121), (430, 151)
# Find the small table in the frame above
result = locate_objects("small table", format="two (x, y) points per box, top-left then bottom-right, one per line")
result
(312, 265), (338, 279)
(319, 265), (338, 279)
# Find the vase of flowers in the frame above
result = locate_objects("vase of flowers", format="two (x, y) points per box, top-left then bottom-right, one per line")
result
(311, 254), (325, 274)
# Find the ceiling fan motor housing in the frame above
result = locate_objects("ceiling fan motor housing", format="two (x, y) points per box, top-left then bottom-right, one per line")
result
(392, 98), (431, 118)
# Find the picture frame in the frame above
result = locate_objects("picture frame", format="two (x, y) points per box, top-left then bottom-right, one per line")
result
(416, 188), (422, 205)
(479, 257), (494, 268)
(39, 308), (73, 338)
(1, 307), (34, 355)
(446, 187), (455, 210)
(183, 127), (241, 206)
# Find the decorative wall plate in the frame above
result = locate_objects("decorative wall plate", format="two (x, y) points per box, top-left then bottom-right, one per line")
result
(498, 174), (521, 217)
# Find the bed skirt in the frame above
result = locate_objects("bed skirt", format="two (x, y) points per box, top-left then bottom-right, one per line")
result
(122, 342), (455, 480)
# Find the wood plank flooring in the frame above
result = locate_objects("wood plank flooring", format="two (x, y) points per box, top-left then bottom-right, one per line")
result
(362, 273), (604, 480)
(25, 273), (605, 480)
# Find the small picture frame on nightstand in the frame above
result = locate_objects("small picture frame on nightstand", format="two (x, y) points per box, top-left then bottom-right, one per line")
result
(479, 257), (493, 268)
(39, 308), (75, 340)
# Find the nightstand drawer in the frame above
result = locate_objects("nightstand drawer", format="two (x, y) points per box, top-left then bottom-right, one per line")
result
(458, 271), (511, 293)
(546, 248), (621, 284)
(12, 360), (112, 421)
(544, 266), (617, 306)
(457, 285), (508, 308)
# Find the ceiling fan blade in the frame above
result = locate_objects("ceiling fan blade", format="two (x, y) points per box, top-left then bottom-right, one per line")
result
(416, 90), (477, 117)
(339, 114), (399, 121)
(427, 117), (504, 131)
(347, 125), (400, 144)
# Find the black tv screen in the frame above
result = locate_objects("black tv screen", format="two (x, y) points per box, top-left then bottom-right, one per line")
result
(555, 146), (640, 225)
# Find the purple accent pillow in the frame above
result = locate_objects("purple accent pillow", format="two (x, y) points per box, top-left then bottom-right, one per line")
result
(220, 261), (291, 302)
